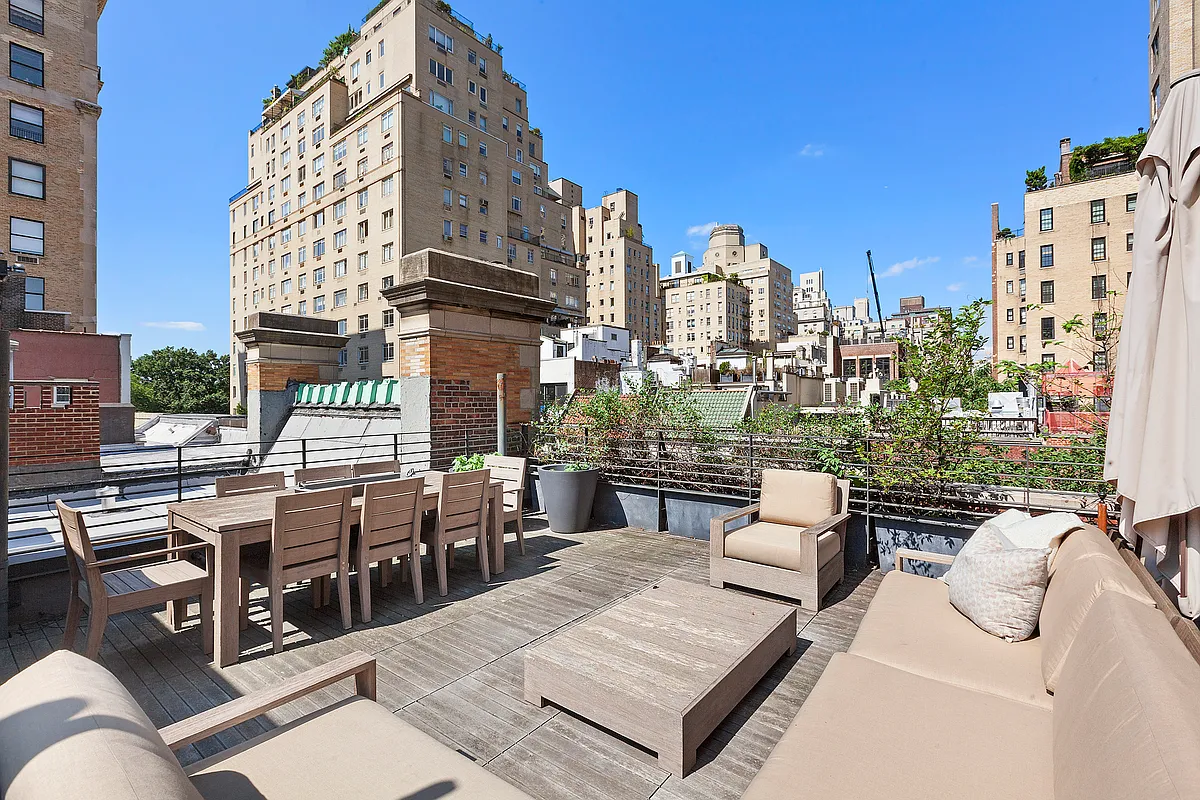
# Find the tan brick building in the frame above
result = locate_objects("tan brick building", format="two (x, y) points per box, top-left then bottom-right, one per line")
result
(2, 0), (103, 332)
(560, 186), (660, 345)
(1149, 0), (1200, 123)
(991, 137), (1137, 373)
(229, 0), (583, 410)
(660, 249), (750, 366)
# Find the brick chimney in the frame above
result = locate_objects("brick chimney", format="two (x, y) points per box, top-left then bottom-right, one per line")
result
(1058, 137), (1073, 185)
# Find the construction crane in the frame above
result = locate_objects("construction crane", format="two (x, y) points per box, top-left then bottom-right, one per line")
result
(865, 250), (884, 325)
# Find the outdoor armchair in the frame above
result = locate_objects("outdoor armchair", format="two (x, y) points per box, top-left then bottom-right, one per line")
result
(710, 469), (850, 609)
(215, 471), (285, 498)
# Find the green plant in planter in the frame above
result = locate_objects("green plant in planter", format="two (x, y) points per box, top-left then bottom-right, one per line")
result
(320, 26), (359, 68)
(452, 452), (496, 472)
(565, 463), (591, 472)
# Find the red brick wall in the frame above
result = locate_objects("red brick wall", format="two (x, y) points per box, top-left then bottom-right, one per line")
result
(11, 383), (101, 467)
(429, 379), (501, 469)
(427, 335), (532, 424)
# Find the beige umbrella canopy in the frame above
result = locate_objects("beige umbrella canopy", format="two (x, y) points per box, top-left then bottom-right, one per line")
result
(1105, 69), (1200, 618)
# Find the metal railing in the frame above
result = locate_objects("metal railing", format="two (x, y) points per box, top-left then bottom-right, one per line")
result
(12, 424), (527, 564)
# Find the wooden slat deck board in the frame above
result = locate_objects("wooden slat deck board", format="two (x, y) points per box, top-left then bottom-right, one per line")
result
(0, 518), (881, 800)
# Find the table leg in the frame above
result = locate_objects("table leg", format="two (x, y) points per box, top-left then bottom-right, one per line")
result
(491, 486), (505, 574)
(166, 511), (185, 631)
(214, 536), (242, 667)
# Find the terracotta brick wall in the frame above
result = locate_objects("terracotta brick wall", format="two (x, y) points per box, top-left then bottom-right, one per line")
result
(428, 335), (532, 424)
(11, 384), (101, 467)
(429, 379), (502, 469)
(247, 362), (322, 393)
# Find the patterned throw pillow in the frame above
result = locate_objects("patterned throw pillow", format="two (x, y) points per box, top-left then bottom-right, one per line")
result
(943, 522), (1007, 587)
(947, 546), (1051, 642)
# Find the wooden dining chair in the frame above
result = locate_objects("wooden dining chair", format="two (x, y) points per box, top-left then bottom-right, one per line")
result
(483, 455), (528, 556)
(353, 460), (401, 477)
(215, 471), (286, 498)
(56, 500), (214, 660)
(239, 488), (354, 654)
(294, 464), (352, 485)
(421, 469), (491, 597)
(356, 477), (427, 619)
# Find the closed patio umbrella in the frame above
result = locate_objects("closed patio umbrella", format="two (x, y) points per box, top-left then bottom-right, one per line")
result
(1105, 69), (1200, 618)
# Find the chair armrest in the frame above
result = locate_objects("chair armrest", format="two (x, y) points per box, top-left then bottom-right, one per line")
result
(159, 652), (377, 751)
(93, 541), (212, 570)
(710, 504), (760, 560)
(895, 548), (955, 573)
(799, 511), (852, 539)
(88, 531), (170, 547)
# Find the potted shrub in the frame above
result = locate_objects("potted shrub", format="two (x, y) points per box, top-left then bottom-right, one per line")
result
(537, 462), (599, 533)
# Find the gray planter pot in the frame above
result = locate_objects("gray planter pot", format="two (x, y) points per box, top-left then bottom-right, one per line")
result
(592, 481), (662, 531)
(874, 515), (976, 578)
(538, 465), (601, 533)
(663, 488), (750, 541)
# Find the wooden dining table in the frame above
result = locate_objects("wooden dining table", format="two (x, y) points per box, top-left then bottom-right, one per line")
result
(165, 472), (507, 667)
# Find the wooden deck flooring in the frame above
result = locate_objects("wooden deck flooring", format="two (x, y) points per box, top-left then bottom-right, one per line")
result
(0, 519), (881, 800)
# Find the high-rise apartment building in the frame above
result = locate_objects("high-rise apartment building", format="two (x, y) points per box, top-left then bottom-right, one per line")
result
(660, 249), (750, 365)
(792, 270), (832, 335)
(701, 225), (796, 349)
(1149, 0), (1200, 124)
(3, 0), (104, 332)
(991, 136), (1136, 373)
(228, 0), (584, 408)
(564, 187), (660, 344)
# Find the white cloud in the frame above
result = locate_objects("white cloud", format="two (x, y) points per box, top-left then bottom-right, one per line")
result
(946, 282), (964, 292)
(799, 143), (825, 158)
(142, 321), (206, 332)
(962, 255), (979, 265)
(881, 255), (940, 278)
(686, 221), (719, 238)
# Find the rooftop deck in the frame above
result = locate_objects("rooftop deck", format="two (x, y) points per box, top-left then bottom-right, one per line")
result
(0, 519), (880, 800)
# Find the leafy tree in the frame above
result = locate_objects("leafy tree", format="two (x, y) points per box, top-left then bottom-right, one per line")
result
(1068, 132), (1147, 182)
(320, 26), (359, 68)
(1025, 166), (1048, 192)
(131, 347), (230, 414)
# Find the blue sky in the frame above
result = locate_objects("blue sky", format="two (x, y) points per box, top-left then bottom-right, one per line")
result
(97, 0), (1149, 356)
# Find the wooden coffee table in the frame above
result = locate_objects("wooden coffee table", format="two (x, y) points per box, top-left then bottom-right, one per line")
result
(524, 578), (796, 776)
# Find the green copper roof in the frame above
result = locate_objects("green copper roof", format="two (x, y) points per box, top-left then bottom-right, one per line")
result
(686, 388), (752, 429)
(295, 380), (403, 407)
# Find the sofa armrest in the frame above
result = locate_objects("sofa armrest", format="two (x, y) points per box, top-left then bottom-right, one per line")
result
(894, 548), (955, 573)
(711, 503), (760, 560)
(159, 651), (377, 751)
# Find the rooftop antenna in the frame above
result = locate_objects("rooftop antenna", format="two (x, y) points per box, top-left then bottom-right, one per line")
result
(866, 250), (884, 325)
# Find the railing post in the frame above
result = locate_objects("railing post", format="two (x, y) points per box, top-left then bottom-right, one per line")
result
(496, 372), (508, 456)
(393, 433), (399, 463)
(301, 439), (307, 470)
(176, 446), (183, 503)
(747, 433), (755, 501)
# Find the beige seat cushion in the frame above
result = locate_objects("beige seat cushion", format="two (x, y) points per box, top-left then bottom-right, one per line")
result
(759, 470), (836, 527)
(724, 521), (840, 572)
(849, 570), (1051, 708)
(741, 653), (1053, 800)
(187, 696), (533, 799)
(1054, 592), (1200, 800)
(1040, 526), (1155, 691)
(0, 651), (202, 800)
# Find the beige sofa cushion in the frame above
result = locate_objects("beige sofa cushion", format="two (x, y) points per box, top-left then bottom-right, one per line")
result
(1054, 592), (1200, 800)
(741, 653), (1053, 800)
(759, 470), (836, 527)
(849, 569), (1051, 708)
(1040, 525), (1155, 691)
(0, 651), (201, 800)
(724, 521), (840, 572)
(187, 696), (533, 799)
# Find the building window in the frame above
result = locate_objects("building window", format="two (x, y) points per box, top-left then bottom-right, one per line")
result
(1040, 280), (1054, 304)
(1127, 193), (1137, 213)
(1006, 308), (1014, 322)
(358, 346), (369, 365)
(9, 216), (43, 254)
(334, 289), (347, 307)
(9, 0), (43, 33)
(382, 309), (394, 328)
(381, 342), (395, 362)
(1042, 353), (1056, 365)
(1126, 232), (1134, 252)
(1092, 274), (1107, 299)
(9, 158), (44, 198)
(381, 109), (394, 132)
(53, 385), (71, 406)
(357, 313), (369, 332)
(1005, 252), (1013, 266)
(429, 91), (453, 115)
(428, 24), (454, 52)
(1092, 237), (1107, 261)
(1039, 208), (1053, 231)
(334, 259), (347, 277)
(1090, 199), (1106, 224)
(314, 295), (326, 312)
(1093, 349), (1108, 372)
(9, 42), (43, 86)
(1093, 312), (1108, 337)
(9, 101), (42, 142)
(1019, 250), (1025, 269)
(382, 243), (394, 262)
(512, 169), (522, 185)
(1040, 316), (1055, 341)
(1039, 244), (1053, 268)
(1005, 280), (1014, 294)
(24, 275), (43, 310)
(511, 196), (521, 212)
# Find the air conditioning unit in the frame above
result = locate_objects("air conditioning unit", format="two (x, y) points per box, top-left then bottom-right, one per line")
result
(443, 235), (454, 242)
